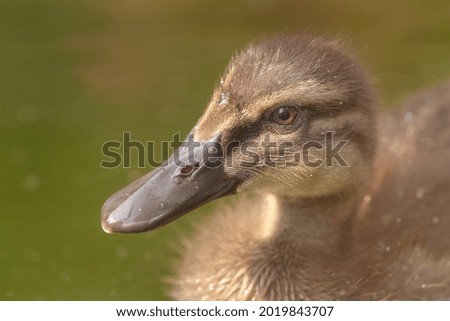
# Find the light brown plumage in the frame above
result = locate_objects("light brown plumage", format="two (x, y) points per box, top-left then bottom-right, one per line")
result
(167, 35), (450, 300)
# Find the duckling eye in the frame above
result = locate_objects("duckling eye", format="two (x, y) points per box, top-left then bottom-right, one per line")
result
(271, 106), (299, 125)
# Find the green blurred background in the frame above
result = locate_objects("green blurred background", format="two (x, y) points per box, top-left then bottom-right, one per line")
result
(1, 0), (449, 300)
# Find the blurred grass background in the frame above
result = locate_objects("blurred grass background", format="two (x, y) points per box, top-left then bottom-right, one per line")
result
(0, 0), (449, 300)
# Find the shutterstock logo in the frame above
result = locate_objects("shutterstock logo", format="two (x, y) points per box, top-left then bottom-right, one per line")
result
(100, 132), (349, 169)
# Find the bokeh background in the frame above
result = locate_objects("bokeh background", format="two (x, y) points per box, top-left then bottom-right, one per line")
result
(1, 0), (449, 300)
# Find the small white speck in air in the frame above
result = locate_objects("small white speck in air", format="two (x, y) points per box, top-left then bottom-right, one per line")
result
(415, 187), (426, 199)
(23, 174), (41, 191)
(115, 246), (128, 259)
(404, 112), (414, 123)
(138, 208), (142, 212)
(5, 291), (15, 299)
(432, 216), (439, 224)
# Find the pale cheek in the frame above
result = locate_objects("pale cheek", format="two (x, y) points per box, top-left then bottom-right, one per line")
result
(233, 147), (367, 198)
(234, 167), (325, 197)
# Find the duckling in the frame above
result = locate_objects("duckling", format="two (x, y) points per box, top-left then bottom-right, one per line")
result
(101, 34), (450, 300)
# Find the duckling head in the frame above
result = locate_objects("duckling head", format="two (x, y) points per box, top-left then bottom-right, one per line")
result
(101, 34), (375, 233)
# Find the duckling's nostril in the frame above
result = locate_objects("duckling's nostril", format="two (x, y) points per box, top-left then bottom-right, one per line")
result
(180, 165), (195, 175)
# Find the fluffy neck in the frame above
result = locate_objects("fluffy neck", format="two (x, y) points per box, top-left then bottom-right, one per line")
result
(262, 191), (359, 257)
(172, 187), (365, 300)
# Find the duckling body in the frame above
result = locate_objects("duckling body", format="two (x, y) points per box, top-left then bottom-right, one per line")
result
(171, 81), (450, 300)
(101, 34), (450, 300)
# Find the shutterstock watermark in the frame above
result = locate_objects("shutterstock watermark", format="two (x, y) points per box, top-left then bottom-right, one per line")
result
(100, 132), (349, 169)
